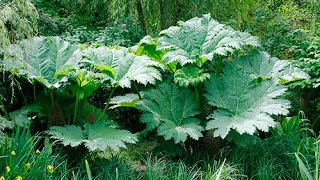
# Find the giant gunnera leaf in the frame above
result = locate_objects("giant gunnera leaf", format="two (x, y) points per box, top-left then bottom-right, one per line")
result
(83, 47), (163, 88)
(84, 122), (138, 151)
(47, 122), (137, 152)
(157, 14), (260, 66)
(236, 51), (310, 84)
(48, 125), (85, 147)
(3, 36), (79, 88)
(137, 83), (204, 143)
(204, 51), (308, 138)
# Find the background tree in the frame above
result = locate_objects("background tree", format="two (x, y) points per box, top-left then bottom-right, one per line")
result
(0, 0), (38, 52)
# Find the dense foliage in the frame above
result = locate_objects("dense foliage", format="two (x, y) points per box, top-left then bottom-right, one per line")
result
(0, 0), (38, 51)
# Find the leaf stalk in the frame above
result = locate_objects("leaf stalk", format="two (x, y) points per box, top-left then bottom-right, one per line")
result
(99, 87), (116, 121)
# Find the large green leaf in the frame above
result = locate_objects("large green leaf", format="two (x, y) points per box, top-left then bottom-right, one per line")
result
(83, 47), (163, 88)
(47, 122), (137, 152)
(157, 14), (259, 65)
(9, 103), (44, 127)
(204, 52), (294, 138)
(137, 83), (204, 143)
(48, 125), (85, 147)
(234, 50), (310, 83)
(84, 122), (138, 151)
(3, 36), (79, 88)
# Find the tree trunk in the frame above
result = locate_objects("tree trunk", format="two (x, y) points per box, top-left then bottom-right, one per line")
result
(139, 0), (161, 36)
(136, 0), (147, 34)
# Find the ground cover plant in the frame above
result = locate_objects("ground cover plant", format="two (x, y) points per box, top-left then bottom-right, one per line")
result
(0, 0), (319, 179)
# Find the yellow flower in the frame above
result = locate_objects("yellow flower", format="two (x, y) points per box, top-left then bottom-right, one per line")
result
(5, 166), (10, 173)
(25, 162), (31, 169)
(15, 176), (22, 180)
(0, 176), (5, 180)
(10, 151), (16, 156)
(47, 165), (54, 173)
(35, 149), (40, 154)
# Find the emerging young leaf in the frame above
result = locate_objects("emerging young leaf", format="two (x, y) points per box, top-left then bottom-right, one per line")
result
(205, 53), (292, 138)
(137, 83), (204, 143)
(3, 36), (79, 88)
(83, 47), (164, 88)
(68, 69), (102, 100)
(174, 66), (210, 87)
(130, 36), (178, 72)
(157, 14), (259, 66)
(132, 35), (164, 61)
(47, 122), (137, 152)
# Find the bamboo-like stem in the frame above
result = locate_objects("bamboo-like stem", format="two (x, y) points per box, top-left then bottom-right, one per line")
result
(73, 91), (80, 125)
(50, 91), (54, 106)
(33, 82), (36, 102)
(0, 95), (9, 118)
(18, 84), (28, 105)
(215, 56), (223, 76)
(99, 87), (116, 121)
(166, 64), (175, 73)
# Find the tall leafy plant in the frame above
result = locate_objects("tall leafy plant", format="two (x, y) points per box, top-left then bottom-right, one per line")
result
(2, 36), (160, 152)
(1, 14), (309, 150)
(46, 45), (164, 151)
(156, 14), (260, 102)
(130, 14), (309, 142)
(2, 36), (81, 125)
